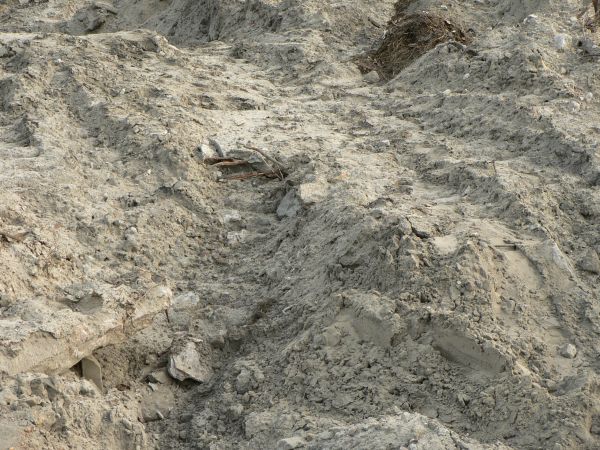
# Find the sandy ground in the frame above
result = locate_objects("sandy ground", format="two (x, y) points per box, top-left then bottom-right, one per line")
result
(1, 0), (600, 449)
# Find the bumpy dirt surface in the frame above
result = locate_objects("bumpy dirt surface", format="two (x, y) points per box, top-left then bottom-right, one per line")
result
(1, 0), (600, 449)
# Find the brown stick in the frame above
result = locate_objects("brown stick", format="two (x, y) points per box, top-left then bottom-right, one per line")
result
(243, 144), (287, 180)
(213, 160), (251, 167)
(203, 157), (239, 165)
(222, 171), (279, 181)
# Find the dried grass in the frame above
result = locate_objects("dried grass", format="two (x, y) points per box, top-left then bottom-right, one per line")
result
(358, 5), (469, 80)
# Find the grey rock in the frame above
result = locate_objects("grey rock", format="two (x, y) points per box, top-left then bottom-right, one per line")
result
(139, 388), (174, 423)
(81, 356), (103, 391)
(579, 37), (600, 56)
(559, 343), (577, 359)
(198, 143), (218, 160)
(168, 341), (213, 383)
(363, 70), (380, 83)
(553, 34), (569, 52)
(235, 368), (253, 394)
(578, 249), (600, 274)
(277, 190), (302, 219)
(276, 436), (305, 450)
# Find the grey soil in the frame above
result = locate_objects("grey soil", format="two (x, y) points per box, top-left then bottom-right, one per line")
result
(1, 0), (600, 449)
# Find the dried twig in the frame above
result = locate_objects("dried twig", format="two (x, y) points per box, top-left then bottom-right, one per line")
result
(212, 160), (251, 167)
(357, 11), (470, 80)
(243, 144), (287, 180)
(204, 157), (237, 165)
(222, 171), (280, 181)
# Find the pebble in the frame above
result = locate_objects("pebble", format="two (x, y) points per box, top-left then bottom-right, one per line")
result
(363, 70), (380, 83)
(559, 343), (577, 359)
(553, 34), (569, 52)
(578, 249), (600, 274)
(579, 38), (600, 56)
(523, 14), (538, 24)
(168, 342), (213, 383)
(235, 369), (253, 394)
(276, 190), (302, 219)
(223, 210), (242, 225)
(571, 101), (581, 113)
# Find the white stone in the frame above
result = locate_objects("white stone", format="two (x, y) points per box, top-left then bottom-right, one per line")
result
(363, 70), (380, 83)
(554, 34), (569, 52)
(276, 437), (305, 450)
(559, 343), (577, 359)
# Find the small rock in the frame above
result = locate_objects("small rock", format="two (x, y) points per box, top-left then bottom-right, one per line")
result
(559, 343), (577, 359)
(276, 190), (302, 219)
(121, 418), (133, 430)
(0, 44), (10, 58)
(168, 342), (213, 383)
(554, 34), (569, 52)
(81, 356), (103, 391)
(407, 216), (435, 239)
(198, 143), (217, 160)
(545, 379), (557, 392)
(571, 101), (581, 113)
(297, 181), (328, 205)
(207, 137), (224, 157)
(139, 388), (174, 423)
(223, 210), (242, 224)
(79, 379), (97, 397)
(579, 38), (600, 56)
(363, 70), (380, 83)
(228, 403), (244, 418)
(578, 249), (600, 274)
(276, 436), (305, 450)
(235, 368), (253, 394)
(523, 14), (538, 24)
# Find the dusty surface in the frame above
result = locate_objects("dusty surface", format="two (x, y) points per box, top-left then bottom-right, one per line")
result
(1, 0), (600, 449)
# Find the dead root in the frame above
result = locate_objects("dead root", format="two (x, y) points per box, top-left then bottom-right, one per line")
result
(203, 145), (288, 182)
